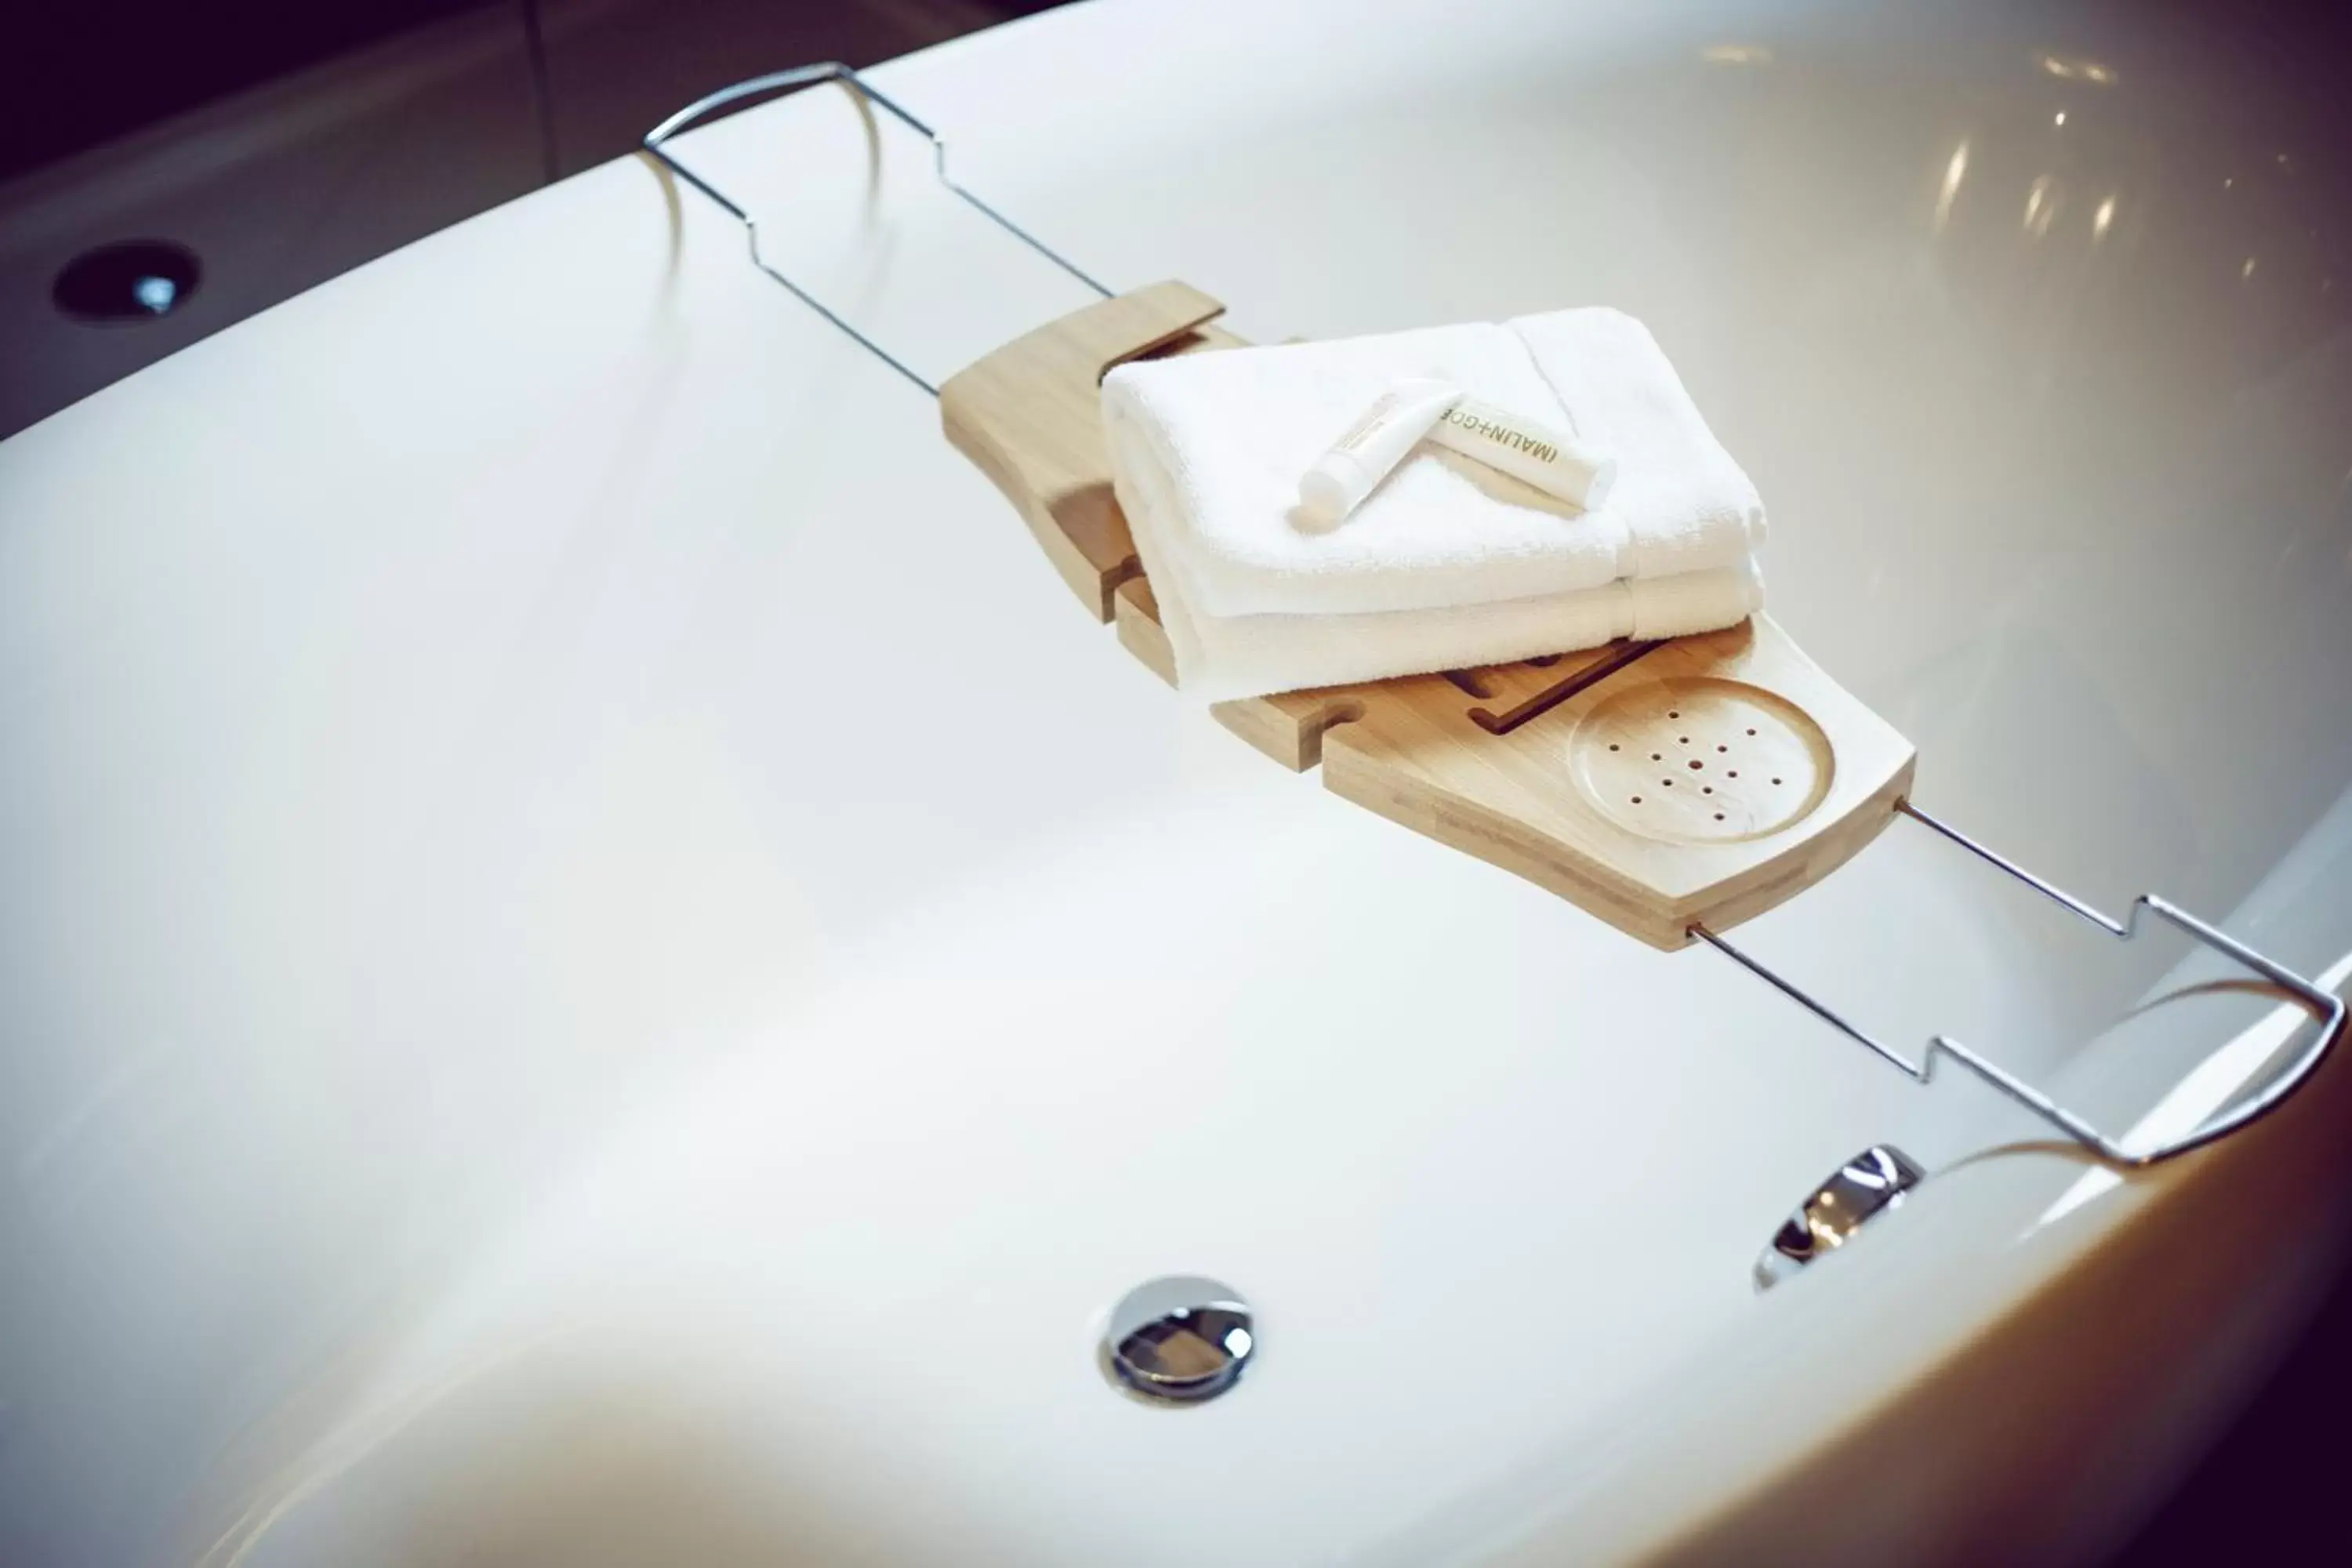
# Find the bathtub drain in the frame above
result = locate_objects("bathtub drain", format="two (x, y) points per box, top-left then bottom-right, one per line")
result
(1102, 1276), (1255, 1403)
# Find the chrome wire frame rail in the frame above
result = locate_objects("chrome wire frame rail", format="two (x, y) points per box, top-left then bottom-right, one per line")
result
(642, 63), (1112, 397)
(1694, 800), (2347, 1166)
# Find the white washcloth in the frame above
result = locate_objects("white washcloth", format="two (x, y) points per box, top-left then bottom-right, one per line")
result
(1112, 452), (1765, 703)
(1150, 562), (1764, 706)
(1101, 308), (1765, 619)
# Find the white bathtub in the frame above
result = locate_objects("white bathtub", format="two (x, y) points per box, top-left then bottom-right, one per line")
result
(2, 1), (2349, 1562)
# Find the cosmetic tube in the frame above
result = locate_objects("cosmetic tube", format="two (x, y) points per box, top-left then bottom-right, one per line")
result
(1425, 396), (1616, 510)
(1298, 378), (1461, 523)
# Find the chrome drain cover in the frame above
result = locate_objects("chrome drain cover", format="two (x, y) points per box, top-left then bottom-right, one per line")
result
(1102, 1276), (1255, 1403)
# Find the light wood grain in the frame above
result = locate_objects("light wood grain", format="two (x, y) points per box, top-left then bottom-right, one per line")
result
(942, 285), (1918, 945)
(1111, 577), (1178, 685)
(942, 281), (1246, 620)
(1316, 619), (1915, 948)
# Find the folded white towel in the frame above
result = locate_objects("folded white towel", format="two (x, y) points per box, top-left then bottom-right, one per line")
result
(1101, 307), (1766, 620)
(1112, 472), (1766, 703)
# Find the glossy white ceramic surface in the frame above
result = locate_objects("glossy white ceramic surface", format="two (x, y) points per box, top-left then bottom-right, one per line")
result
(2, 1), (2349, 1563)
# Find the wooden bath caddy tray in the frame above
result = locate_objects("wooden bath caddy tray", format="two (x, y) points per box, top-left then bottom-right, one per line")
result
(941, 281), (1916, 949)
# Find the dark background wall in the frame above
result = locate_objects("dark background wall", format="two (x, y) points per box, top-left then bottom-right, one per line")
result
(3, 1), (491, 183)
(0, 3), (2345, 1562)
(0, 0), (1066, 435)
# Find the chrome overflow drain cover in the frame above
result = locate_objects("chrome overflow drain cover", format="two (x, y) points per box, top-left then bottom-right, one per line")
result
(1102, 1276), (1255, 1403)
(1755, 1145), (1925, 1291)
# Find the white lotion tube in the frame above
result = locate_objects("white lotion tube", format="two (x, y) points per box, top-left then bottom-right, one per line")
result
(1425, 396), (1617, 510)
(1299, 378), (1461, 524)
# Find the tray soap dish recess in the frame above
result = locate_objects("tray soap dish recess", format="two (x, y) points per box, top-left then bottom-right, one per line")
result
(646, 65), (2343, 1171)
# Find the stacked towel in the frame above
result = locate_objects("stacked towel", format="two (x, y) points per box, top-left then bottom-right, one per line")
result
(1101, 308), (1766, 702)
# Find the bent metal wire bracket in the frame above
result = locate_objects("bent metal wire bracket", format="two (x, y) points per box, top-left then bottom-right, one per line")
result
(641, 60), (1111, 397)
(643, 69), (2346, 1168)
(1697, 800), (2345, 1165)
